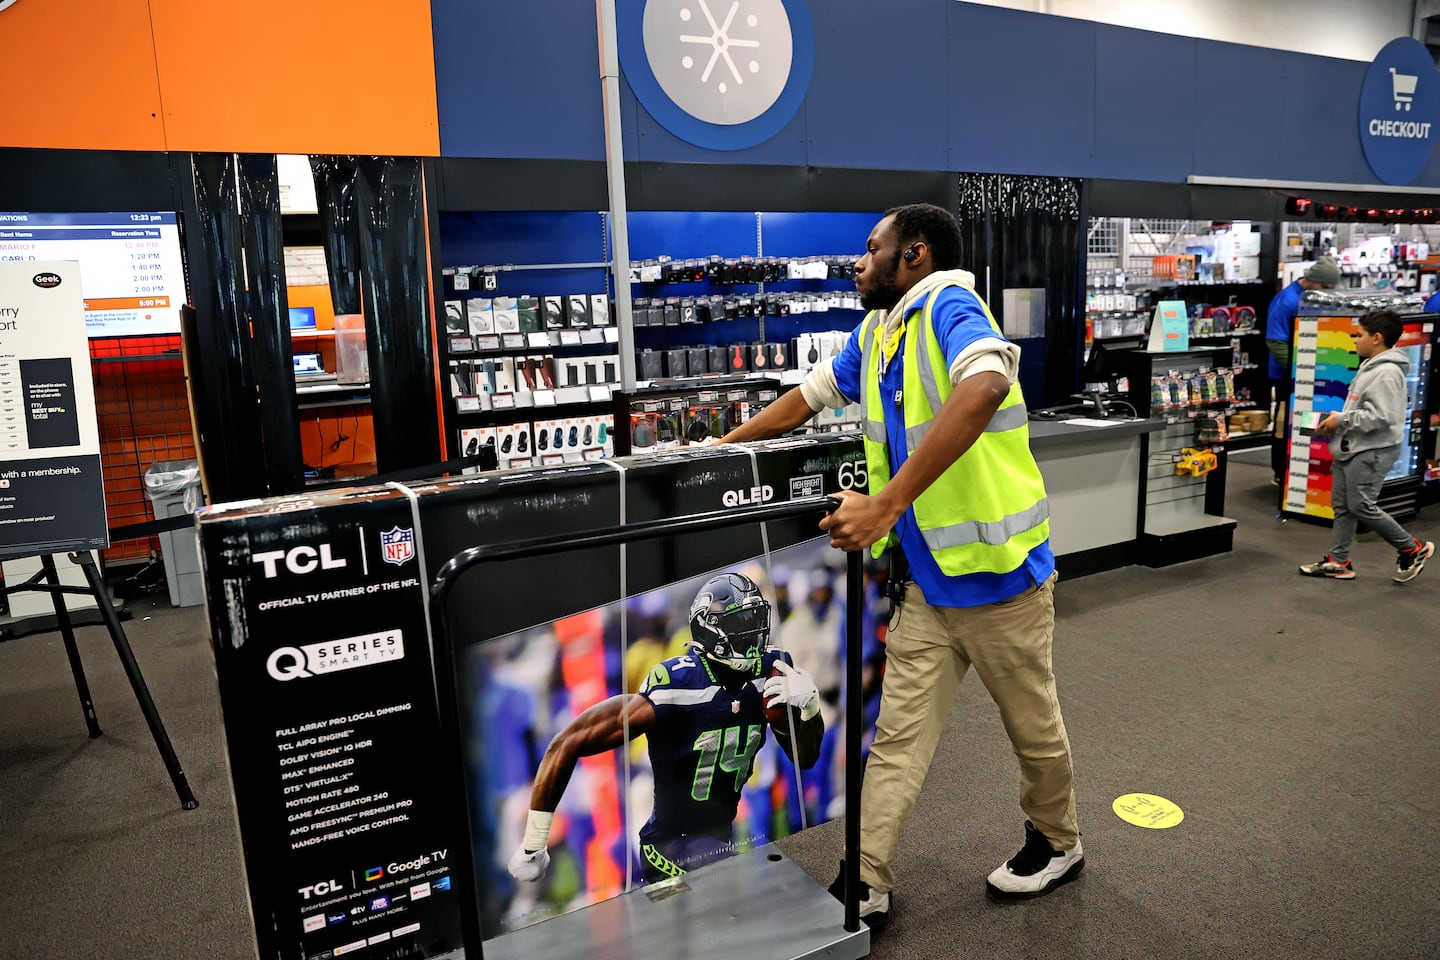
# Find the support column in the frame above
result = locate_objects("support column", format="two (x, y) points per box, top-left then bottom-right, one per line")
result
(597, 0), (637, 390)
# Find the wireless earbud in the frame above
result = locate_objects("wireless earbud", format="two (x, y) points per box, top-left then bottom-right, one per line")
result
(902, 245), (919, 263)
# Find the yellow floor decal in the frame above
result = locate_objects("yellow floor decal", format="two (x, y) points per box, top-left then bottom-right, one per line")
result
(1112, 793), (1184, 829)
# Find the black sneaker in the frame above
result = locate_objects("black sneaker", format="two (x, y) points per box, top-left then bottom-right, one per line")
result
(826, 862), (891, 930)
(985, 821), (1084, 899)
(1394, 540), (1434, 583)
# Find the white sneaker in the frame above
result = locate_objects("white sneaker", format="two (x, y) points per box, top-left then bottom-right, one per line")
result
(827, 863), (891, 930)
(1394, 540), (1434, 583)
(986, 821), (1084, 899)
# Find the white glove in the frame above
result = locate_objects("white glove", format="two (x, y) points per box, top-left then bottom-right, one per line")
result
(507, 809), (554, 882)
(763, 661), (821, 722)
(507, 846), (551, 882)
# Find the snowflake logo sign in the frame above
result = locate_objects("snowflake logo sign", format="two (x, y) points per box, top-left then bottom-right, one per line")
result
(622, 0), (814, 151)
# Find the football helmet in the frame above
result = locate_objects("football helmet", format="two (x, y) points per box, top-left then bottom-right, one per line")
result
(688, 573), (771, 673)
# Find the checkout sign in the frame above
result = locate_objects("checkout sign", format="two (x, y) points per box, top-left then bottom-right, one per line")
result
(1359, 38), (1440, 185)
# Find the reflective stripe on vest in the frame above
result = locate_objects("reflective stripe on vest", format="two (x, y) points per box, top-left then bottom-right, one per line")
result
(857, 312), (887, 442)
(921, 497), (1051, 552)
(904, 402), (1029, 453)
(858, 282), (1048, 577)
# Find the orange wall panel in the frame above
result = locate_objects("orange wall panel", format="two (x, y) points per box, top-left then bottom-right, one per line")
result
(0, 0), (166, 151)
(288, 285), (337, 329)
(147, 0), (440, 156)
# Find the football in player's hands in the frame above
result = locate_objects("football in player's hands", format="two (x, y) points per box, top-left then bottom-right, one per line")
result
(762, 660), (821, 726)
(507, 845), (551, 883)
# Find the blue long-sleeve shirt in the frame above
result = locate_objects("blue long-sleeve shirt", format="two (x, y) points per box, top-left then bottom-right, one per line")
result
(830, 286), (1053, 608)
(1265, 280), (1305, 380)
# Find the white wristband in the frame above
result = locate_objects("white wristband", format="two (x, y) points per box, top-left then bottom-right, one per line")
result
(522, 809), (553, 852)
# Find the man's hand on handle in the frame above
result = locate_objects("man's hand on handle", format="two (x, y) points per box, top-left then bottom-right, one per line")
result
(819, 489), (904, 553)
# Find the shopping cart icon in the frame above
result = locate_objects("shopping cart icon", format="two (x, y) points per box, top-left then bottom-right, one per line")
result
(1390, 67), (1418, 111)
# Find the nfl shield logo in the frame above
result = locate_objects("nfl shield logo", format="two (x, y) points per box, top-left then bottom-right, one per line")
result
(380, 526), (415, 567)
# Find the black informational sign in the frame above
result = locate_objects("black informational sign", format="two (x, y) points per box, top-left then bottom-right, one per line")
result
(0, 262), (107, 561)
(200, 436), (871, 960)
(201, 493), (465, 960)
(20, 357), (80, 447)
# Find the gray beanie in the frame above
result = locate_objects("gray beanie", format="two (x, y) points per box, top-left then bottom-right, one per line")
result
(1304, 257), (1341, 286)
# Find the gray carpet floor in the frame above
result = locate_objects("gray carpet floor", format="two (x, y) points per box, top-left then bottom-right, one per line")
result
(2, 458), (1438, 960)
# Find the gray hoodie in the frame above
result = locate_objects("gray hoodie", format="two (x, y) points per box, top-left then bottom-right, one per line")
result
(1331, 347), (1411, 461)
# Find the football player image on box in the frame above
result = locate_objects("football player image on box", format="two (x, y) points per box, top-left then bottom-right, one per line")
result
(507, 573), (823, 888)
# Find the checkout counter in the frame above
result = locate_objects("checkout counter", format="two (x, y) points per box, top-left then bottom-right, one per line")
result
(1028, 416), (1165, 575)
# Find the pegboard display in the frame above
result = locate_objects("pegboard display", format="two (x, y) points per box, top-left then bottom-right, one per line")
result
(89, 335), (197, 564)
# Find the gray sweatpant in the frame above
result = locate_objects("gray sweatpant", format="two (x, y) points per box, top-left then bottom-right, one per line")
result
(1330, 445), (1416, 562)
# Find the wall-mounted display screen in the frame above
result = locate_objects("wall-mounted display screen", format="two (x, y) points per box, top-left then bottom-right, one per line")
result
(0, 212), (186, 338)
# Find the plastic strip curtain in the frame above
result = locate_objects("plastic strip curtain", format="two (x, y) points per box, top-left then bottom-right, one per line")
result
(957, 173), (1082, 407)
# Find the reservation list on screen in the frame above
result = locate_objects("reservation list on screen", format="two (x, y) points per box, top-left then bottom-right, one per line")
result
(0, 212), (186, 337)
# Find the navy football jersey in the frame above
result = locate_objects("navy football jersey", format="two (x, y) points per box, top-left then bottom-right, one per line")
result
(637, 648), (791, 842)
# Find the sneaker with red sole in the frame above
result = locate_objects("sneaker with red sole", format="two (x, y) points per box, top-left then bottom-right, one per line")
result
(1394, 541), (1434, 584)
(1299, 556), (1356, 579)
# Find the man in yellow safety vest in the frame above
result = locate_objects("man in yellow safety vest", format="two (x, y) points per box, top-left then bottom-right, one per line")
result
(721, 203), (1082, 929)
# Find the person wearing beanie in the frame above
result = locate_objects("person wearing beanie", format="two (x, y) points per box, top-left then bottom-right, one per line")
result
(1267, 256), (1340, 485)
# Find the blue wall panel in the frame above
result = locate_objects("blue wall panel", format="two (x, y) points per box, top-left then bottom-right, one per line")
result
(804, 0), (948, 171)
(1093, 26), (1197, 183)
(630, 96), (810, 167)
(1191, 40), (1285, 180)
(627, 211), (759, 259)
(433, 0), (605, 161)
(440, 212), (606, 267)
(761, 211), (876, 257)
(430, 0), (1439, 189)
(1279, 53), (1371, 185)
(945, 5), (1097, 177)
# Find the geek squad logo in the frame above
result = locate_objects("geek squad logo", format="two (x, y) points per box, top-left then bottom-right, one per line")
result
(1359, 38), (1440, 185)
(620, 0), (814, 151)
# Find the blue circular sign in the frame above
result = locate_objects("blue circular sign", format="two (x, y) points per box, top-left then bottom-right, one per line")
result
(1359, 37), (1440, 185)
(619, 0), (814, 152)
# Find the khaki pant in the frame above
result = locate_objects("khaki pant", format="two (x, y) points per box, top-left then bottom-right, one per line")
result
(859, 574), (1078, 894)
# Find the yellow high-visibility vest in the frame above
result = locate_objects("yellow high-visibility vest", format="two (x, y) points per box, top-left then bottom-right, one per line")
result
(859, 284), (1049, 576)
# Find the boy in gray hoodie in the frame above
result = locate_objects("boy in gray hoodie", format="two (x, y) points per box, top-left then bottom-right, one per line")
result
(1300, 309), (1434, 582)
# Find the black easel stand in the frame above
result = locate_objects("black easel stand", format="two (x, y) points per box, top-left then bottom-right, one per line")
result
(8, 551), (198, 810)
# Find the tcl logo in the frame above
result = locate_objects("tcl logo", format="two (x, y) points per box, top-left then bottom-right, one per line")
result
(722, 485), (774, 507)
(298, 879), (344, 900)
(253, 544), (346, 579)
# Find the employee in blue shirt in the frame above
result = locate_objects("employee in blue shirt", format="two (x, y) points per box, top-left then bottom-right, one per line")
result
(1423, 288), (1440, 313)
(723, 204), (1082, 927)
(1268, 257), (1340, 484)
